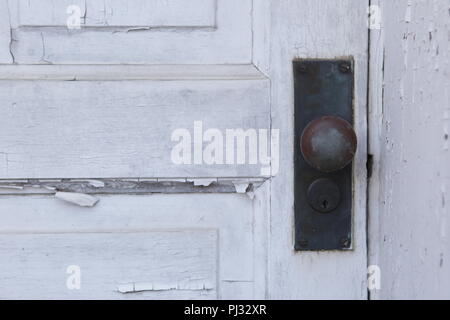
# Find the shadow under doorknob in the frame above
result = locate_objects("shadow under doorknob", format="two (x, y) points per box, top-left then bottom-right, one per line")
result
(300, 116), (357, 173)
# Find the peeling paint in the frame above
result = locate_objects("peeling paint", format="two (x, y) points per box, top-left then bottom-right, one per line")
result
(55, 192), (99, 207)
(187, 178), (217, 187)
(233, 182), (250, 194)
(71, 179), (105, 188)
(369, 0), (450, 299)
(404, 0), (413, 23)
(117, 281), (214, 293)
(0, 185), (23, 190)
(0, 178), (267, 195)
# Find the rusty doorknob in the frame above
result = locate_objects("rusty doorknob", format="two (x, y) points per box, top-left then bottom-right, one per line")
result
(300, 116), (357, 173)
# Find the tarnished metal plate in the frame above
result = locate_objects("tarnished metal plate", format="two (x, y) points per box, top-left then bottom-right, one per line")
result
(294, 59), (354, 251)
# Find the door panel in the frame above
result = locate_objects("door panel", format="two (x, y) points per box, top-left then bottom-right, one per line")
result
(7, 0), (252, 64)
(0, 193), (265, 299)
(0, 231), (218, 300)
(18, 0), (216, 28)
(0, 71), (269, 179)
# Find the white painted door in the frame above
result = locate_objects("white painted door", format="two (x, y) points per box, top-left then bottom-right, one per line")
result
(0, 0), (369, 299)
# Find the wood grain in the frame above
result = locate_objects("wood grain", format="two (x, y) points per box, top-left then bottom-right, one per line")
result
(17, 0), (217, 28)
(9, 0), (252, 64)
(0, 193), (260, 299)
(0, 231), (218, 299)
(368, 0), (450, 299)
(0, 64), (266, 81)
(0, 77), (270, 179)
(0, 0), (12, 63)
(255, 0), (369, 299)
(0, 0), (375, 300)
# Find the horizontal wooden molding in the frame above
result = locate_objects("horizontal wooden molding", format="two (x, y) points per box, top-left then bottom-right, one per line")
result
(15, 0), (217, 28)
(0, 178), (268, 195)
(0, 64), (267, 81)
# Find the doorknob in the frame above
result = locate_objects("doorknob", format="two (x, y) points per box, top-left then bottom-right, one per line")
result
(300, 116), (357, 173)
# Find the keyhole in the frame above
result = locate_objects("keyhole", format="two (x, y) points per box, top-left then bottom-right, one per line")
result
(321, 199), (329, 210)
(307, 179), (341, 214)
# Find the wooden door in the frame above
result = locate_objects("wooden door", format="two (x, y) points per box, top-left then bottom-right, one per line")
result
(0, 0), (369, 299)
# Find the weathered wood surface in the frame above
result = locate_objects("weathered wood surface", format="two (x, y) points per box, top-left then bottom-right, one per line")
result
(17, 0), (217, 27)
(255, 0), (369, 299)
(0, 193), (263, 299)
(0, 0), (373, 300)
(0, 178), (266, 195)
(368, 0), (450, 299)
(0, 76), (270, 179)
(0, 64), (265, 81)
(8, 0), (252, 64)
(0, 0), (12, 63)
(0, 231), (218, 299)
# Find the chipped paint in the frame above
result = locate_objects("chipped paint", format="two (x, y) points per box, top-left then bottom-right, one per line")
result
(187, 178), (217, 187)
(369, 0), (450, 300)
(0, 185), (23, 190)
(0, 178), (267, 195)
(232, 182), (250, 194)
(55, 192), (99, 207)
(71, 179), (105, 188)
(117, 281), (214, 293)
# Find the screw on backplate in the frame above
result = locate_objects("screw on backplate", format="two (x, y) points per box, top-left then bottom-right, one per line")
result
(299, 239), (309, 248)
(340, 237), (351, 248)
(339, 63), (351, 73)
(298, 64), (308, 73)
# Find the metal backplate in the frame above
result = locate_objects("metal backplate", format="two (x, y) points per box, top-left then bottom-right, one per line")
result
(294, 59), (354, 251)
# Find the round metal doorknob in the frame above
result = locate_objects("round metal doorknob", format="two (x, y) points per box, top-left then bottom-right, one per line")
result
(300, 116), (357, 173)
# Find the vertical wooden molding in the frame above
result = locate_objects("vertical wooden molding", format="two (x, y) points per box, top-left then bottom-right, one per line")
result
(0, 0), (13, 63)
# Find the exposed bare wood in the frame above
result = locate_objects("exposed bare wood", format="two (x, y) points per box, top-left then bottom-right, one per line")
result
(0, 178), (267, 195)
